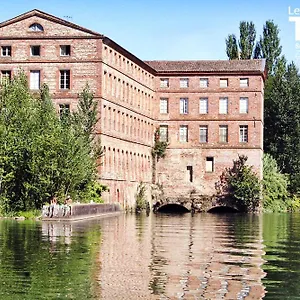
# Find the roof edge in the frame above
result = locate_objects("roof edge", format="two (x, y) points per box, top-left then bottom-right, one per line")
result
(0, 9), (103, 37)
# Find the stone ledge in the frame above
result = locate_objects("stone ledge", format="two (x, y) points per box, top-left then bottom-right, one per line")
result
(42, 203), (121, 221)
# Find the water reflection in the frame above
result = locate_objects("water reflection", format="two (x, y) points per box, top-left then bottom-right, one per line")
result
(0, 219), (102, 300)
(99, 213), (265, 299)
(2, 213), (299, 299)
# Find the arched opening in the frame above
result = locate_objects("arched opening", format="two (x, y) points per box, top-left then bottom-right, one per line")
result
(157, 204), (190, 214)
(207, 206), (239, 213)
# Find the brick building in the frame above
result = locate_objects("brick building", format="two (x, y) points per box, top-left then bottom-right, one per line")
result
(0, 10), (266, 209)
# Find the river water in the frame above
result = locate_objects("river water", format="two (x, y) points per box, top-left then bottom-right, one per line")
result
(0, 213), (299, 299)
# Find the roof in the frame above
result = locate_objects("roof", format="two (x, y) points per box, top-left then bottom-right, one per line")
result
(144, 59), (266, 74)
(0, 9), (103, 37)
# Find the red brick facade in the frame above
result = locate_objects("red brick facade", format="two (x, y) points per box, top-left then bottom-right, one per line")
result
(0, 10), (266, 208)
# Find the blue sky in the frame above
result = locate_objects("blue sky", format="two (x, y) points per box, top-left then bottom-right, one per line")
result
(1, 0), (300, 66)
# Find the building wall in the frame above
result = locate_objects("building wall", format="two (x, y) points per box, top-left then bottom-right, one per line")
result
(155, 74), (264, 196)
(99, 43), (156, 208)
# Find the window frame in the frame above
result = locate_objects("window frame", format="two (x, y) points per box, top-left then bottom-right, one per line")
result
(180, 78), (189, 88)
(239, 125), (248, 143)
(219, 125), (228, 143)
(60, 70), (70, 90)
(180, 98), (188, 114)
(179, 125), (188, 142)
(159, 125), (168, 142)
(220, 78), (228, 88)
(219, 97), (228, 114)
(29, 23), (44, 32)
(160, 98), (169, 114)
(200, 78), (209, 88)
(60, 45), (71, 56)
(239, 97), (249, 114)
(30, 45), (41, 56)
(160, 78), (169, 88)
(29, 70), (41, 90)
(59, 103), (70, 119)
(199, 98), (208, 114)
(199, 125), (208, 143)
(1, 46), (11, 57)
(240, 78), (249, 87)
(205, 157), (214, 173)
(1, 70), (11, 84)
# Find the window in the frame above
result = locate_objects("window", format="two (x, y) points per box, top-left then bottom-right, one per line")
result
(206, 157), (214, 172)
(180, 78), (189, 88)
(29, 23), (44, 32)
(59, 104), (70, 119)
(240, 97), (248, 114)
(199, 98), (208, 114)
(200, 78), (209, 88)
(60, 70), (70, 89)
(159, 125), (168, 142)
(187, 166), (193, 182)
(60, 45), (71, 56)
(30, 45), (40, 56)
(179, 125), (188, 142)
(30, 70), (40, 90)
(199, 126), (208, 143)
(160, 98), (168, 114)
(220, 78), (228, 88)
(160, 78), (169, 88)
(219, 125), (228, 143)
(1, 46), (11, 57)
(180, 98), (188, 114)
(239, 125), (248, 142)
(240, 78), (249, 87)
(219, 97), (228, 114)
(1, 70), (11, 84)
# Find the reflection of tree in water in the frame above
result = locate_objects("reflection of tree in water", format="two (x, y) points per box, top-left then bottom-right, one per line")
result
(0, 219), (102, 300)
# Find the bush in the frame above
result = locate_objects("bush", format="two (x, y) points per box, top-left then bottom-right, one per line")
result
(216, 155), (261, 212)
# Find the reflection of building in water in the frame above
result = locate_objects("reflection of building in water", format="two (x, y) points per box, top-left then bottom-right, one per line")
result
(42, 222), (73, 245)
(149, 214), (266, 299)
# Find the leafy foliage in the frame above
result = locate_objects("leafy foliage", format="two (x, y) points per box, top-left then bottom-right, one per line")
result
(152, 128), (168, 161)
(216, 155), (261, 212)
(135, 182), (149, 213)
(0, 74), (104, 214)
(263, 153), (289, 212)
(225, 21), (256, 59)
(264, 62), (300, 193)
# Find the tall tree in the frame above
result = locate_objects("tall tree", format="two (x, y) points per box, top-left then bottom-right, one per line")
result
(225, 34), (239, 59)
(256, 20), (282, 75)
(239, 21), (256, 59)
(225, 21), (256, 60)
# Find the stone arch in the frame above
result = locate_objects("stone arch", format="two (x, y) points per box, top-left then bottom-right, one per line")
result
(207, 206), (239, 213)
(156, 203), (190, 213)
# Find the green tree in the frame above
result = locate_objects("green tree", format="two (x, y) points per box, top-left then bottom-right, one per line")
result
(264, 62), (300, 193)
(216, 155), (261, 212)
(225, 21), (256, 60)
(225, 34), (239, 59)
(255, 20), (282, 75)
(239, 21), (256, 59)
(0, 73), (103, 214)
(263, 153), (289, 212)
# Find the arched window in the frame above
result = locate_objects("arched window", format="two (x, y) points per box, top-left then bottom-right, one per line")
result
(29, 23), (44, 32)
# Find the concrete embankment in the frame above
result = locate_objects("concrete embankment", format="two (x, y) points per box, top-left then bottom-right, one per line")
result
(42, 203), (121, 221)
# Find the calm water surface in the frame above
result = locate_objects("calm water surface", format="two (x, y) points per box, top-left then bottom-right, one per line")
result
(0, 213), (300, 299)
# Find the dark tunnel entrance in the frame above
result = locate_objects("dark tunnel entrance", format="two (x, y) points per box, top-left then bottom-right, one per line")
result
(157, 204), (190, 214)
(207, 206), (239, 213)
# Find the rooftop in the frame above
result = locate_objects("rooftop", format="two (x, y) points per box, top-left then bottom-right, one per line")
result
(144, 59), (266, 73)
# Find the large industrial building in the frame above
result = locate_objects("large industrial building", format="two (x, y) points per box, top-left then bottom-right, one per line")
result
(0, 10), (266, 209)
